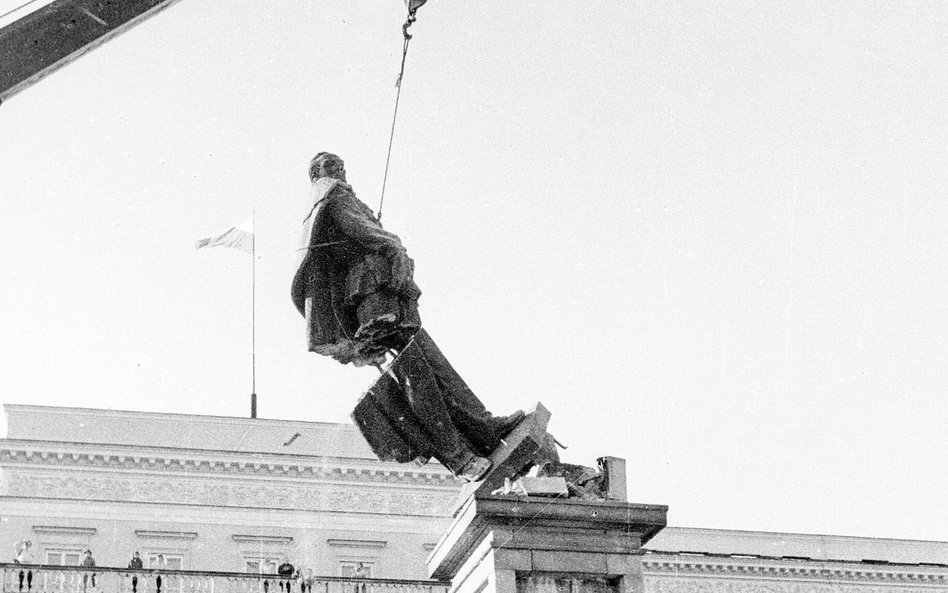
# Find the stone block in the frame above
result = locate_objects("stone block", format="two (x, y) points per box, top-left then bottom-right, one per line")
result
(496, 527), (641, 555)
(493, 568), (518, 593)
(605, 553), (638, 576)
(518, 476), (568, 496)
(597, 456), (627, 501)
(495, 548), (533, 571)
(531, 550), (608, 573)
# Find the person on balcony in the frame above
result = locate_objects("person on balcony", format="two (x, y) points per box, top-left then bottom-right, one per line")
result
(81, 549), (97, 591)
(13, 540), (34, 592)
(352, 563), (370, 593)
(128, 551), (144, 593)
(13, 540), (34, 564)
(299, 567), (314, 593)
(277, 556), (296, 592)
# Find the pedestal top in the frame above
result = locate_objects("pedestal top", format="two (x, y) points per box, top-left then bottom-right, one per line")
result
(427, 493), (668, 580)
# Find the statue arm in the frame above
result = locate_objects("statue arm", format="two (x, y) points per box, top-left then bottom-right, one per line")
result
(330, 195), (414, 288)
(331, 197), (403, 250)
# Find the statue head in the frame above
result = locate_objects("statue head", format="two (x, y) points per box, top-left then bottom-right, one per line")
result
(309, 152), (347, 183)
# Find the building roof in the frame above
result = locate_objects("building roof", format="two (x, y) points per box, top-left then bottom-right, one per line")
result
(646, 526), (948, 566)
(2, 403), (379, 460)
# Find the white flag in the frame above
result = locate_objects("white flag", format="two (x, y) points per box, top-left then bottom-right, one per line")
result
(195, 216), (254, 254)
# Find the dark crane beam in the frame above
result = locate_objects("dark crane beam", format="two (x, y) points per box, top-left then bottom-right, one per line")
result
(0, 0), (184, 105)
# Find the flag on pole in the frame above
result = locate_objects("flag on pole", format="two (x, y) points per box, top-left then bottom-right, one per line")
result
(195, 216), (254, 254)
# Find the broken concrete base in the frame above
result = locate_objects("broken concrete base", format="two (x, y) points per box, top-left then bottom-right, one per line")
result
(455, 402), (552, 510)
(531, 457), (627, 501)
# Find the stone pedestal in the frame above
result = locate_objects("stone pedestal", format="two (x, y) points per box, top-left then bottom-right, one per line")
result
(427, 493), (667, 593)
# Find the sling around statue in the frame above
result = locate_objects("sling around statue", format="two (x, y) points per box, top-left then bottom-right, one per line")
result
(292, 152), (523, 482)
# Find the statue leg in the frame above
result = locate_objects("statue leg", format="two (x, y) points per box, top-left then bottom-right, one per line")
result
(391, 336), (478, 474)
(410, 329), (506, 456)
(354, 370), (437, 464)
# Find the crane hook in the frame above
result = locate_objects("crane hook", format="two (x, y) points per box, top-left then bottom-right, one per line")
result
(401, 0), (426, 40)
(402, 12), (417, 40)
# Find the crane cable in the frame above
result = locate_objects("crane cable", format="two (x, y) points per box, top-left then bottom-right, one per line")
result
(377, 5), (421, 221)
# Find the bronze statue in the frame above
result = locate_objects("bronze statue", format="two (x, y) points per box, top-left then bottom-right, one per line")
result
(292, 152), (523, 481)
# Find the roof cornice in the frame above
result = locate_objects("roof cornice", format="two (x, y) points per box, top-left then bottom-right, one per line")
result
(3, 403), (353, 430)
(0, 442), (458, 487)
(643, 551), (948, 584)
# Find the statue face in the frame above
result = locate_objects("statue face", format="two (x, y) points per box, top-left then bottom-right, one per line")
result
(314, 154), (347, 182)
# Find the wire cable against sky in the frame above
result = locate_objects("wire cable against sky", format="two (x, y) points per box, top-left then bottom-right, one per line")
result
(377, 4), (421, 221)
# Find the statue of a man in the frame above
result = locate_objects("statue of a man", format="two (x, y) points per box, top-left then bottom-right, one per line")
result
(292, 152), (523, 481)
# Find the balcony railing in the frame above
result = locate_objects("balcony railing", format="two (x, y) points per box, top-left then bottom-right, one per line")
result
(0, 565), (449, 593)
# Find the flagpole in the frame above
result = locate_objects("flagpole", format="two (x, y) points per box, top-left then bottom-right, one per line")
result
(251, 208), (257, 419)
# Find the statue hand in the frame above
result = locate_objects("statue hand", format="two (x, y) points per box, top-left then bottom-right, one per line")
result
(389, 250), (413, 290)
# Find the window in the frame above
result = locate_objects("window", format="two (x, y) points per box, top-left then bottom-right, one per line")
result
(245, 558), (279, 574)
(146, 553), (184, 570)
(45, 549), (83, 566)
(339, 562), (373, 578)
(144, 553), (185, 593)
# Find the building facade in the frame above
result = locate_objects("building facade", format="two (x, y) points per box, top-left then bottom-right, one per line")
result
(2, 404), (947, 593)
(0, 405), (457, 578)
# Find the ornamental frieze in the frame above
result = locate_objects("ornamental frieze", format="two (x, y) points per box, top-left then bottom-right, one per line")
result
(0, 448), (456, 486)
(644, 574), (945, 593)
(5, 472), (451, 516)
(643, 559), (947, 585)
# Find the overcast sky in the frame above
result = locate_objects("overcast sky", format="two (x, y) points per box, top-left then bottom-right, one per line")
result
(1, 1), (946, 542)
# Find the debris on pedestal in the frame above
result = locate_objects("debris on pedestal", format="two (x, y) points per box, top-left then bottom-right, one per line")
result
(536, 461), (606, 499)
(491, 475), (569, 497)
(458, 402), (630, 506)
(490, 458), (626, 501)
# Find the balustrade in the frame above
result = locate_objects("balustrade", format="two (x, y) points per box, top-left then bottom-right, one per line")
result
(0, 565), (448, 593)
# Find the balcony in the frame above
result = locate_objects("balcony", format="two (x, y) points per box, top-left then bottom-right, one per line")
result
(0, 565), (449, 593)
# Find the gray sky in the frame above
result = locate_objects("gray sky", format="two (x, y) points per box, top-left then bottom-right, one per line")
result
(1, 1), (947, 541)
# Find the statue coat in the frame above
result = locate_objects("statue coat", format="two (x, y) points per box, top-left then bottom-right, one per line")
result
(291, 178), (420, 366)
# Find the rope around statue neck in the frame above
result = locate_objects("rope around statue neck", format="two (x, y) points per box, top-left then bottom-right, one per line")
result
(377, 5), (420, 222)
